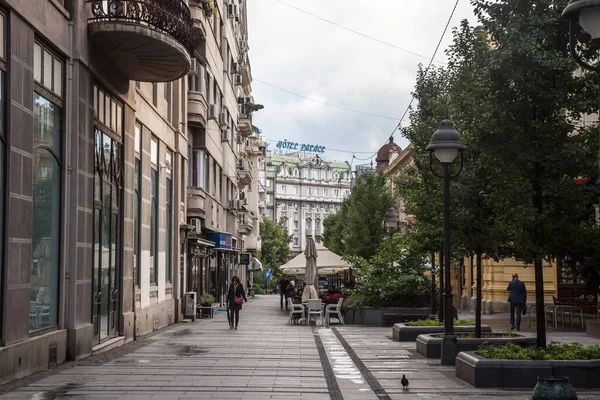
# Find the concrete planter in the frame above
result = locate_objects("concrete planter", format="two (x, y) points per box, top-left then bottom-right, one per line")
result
(416, 333), (536, 360)
(343, 307), (431, 326)
(393, 323), (491, 342)
(456, 351), (600, 388)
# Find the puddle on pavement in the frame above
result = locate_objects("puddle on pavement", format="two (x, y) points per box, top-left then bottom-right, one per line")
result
(29, 383), (81, 399)
(175, 345), (208, 356)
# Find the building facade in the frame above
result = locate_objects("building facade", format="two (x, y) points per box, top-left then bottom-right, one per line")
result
(259, 153), (352, 253)
(185, 0), (261, 306)
(0, 0), (258, 385)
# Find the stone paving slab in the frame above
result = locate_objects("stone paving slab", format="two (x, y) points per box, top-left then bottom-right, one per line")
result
(3, 295), (600, 399)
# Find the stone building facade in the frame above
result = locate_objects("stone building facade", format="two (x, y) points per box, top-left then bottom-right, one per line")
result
(259, 153), (352, 253)
(0, 0), (258, 385)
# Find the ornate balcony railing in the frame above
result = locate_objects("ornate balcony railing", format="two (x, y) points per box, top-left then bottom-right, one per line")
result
(88, 0), (194, 54)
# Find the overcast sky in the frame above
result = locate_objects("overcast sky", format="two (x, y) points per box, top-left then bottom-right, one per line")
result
(246, 0), (478, 167)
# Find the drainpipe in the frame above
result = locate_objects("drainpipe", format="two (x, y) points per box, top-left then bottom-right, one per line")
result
(65, 12), (76, 350)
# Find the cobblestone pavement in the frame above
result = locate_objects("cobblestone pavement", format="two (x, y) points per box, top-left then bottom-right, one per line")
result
(2, 295), (600, 399)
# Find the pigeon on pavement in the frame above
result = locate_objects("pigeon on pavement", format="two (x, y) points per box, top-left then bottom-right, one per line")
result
(401, 374), (409, 390)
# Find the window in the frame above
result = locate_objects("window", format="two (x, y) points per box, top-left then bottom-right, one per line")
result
(295, 186), (299, 195)
(334, 189), (339, 197)
(151, 137), (158, 165)
(150, 167), (158, 285)
(31, 41), (63, 332)
(134, 123), (141, 286)
(164, 82), (172, 122)
(323, 188), (328, 197)
(267, 179), (272, 188)
(281, 185), (286, 193)
(31, 93), (61, 332)
(152, 83), (158, 107)
(0, 11), (5, 336)
(166, 178), (172, 284)
(294, 221), (298, 230)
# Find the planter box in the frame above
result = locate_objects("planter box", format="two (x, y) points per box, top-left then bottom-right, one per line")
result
(456, 351), (600, 388)
(416, 333), (536, 360)
(393, 323), (491, 342)
(343, 307), (431, 326)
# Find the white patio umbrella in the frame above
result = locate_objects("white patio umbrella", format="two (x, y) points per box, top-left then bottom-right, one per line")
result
(301, 237), (319, 302)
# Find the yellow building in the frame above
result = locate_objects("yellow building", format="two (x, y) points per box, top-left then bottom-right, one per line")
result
(377, 141), (585, 313)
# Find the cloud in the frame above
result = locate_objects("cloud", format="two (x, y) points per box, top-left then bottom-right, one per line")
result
(247, 0), (478, 166)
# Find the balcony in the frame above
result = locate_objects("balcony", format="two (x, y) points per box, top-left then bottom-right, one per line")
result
(238, 113), (253, 137)
(237, 158), (252, 187)
(189, 0), (210, 38)
(306, 229), (313, 237)
(240, 57), (252, 86)
(238, 214), (254, 235)
(188, 91), (207, 126)
(187, 187), (206, 217)
(87, 0), (193, 82)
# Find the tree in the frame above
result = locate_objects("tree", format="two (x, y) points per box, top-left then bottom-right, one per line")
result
(323, 171), (393, 260)
(399, 1), (600, 346)
(255, 217), (293, 285)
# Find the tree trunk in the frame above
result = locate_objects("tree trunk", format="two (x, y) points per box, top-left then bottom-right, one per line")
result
(475, 248), (483, 338)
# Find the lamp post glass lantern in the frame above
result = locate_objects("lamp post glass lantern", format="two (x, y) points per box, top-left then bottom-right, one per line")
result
(427, 119), (465, 366)
(382, 207), (400, 270)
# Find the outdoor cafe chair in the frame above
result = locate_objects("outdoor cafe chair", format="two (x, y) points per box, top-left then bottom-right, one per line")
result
(306, 299), (323, 326)
(288, 298), (304, 325)
(325, 297), (345, 326)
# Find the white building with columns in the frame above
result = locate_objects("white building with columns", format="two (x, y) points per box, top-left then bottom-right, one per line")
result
(259, 152), (352, 253)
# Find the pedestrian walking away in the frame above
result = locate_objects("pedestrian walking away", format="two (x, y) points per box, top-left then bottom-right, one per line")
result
(226, 275), (247, 330)
(278, 274), (290, 310)
(507, 273), (527, 331)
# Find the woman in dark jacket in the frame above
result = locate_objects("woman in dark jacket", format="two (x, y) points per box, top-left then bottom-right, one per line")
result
(226, 275), (247, 330)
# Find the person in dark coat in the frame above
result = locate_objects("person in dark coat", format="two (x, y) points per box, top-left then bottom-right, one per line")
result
(226, 275), (247, 330)
(278, 275), (290, 310)
(507, 273), (527, 331)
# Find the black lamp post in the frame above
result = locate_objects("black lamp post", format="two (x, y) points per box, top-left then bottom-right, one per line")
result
(427, 119), (465, 366)
(382, 207), (400, 269)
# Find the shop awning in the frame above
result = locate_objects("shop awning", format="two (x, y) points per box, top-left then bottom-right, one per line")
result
(247, 257), (263, 271)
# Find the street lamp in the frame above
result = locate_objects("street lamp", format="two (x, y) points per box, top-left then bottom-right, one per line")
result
(427, 119), (465, 366)
(382, 207), (400, 238)
(382, 207), (400, 270)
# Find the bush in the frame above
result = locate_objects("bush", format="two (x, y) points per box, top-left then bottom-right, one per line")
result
(343, 234), (432, 310)
(476, 342), (600, 360)
(200, 293), (215, 305)
(253, 283), (263, 294)
(405, 318), (475, 326)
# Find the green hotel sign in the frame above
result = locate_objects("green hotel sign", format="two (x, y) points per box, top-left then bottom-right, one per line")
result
(276, 139), (325, 153)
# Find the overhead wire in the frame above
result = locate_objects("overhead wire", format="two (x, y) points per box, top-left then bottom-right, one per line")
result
(273, 0), (447, 65)
(253, 79), (402, 121)
(385, 0), (460, 141)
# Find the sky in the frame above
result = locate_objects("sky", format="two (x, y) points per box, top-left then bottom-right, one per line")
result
(246, 0), (479, 168)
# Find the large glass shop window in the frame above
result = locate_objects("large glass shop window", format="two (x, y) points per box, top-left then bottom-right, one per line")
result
(92, 84), (123, 343)
(30, 40), (63, 332)
(0, 11), (5, 339)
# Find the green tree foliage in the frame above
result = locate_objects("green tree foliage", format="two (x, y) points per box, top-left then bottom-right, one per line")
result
(254, 217), (293, 285)
(323, 172), (393, 260)
(344, 233), (431, 309)
(399, 0), (600, 346)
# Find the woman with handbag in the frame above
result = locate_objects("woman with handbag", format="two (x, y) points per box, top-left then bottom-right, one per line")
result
(226, 275), (247, 330)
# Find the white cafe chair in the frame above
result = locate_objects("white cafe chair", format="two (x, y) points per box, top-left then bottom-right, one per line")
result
(325, 298), (345, 325)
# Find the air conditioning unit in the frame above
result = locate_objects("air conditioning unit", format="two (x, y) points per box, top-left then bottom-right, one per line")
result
(231, 62), (238, 73)
(235, 74), (243, 86)
(219, 111), (227, 126)
(229, 199), (236, 209)
(208, 104), (217, 119)
(189, 218), (201, 233)
(221, 129), (229, 142)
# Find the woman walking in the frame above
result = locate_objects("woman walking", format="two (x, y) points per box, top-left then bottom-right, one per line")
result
(227, 275), (247, 330)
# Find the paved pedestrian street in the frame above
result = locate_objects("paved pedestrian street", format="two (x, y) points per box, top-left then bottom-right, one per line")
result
(2, 295), (600, 400)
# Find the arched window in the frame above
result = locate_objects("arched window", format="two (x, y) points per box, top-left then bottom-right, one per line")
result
(31, 93), (62, 332)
